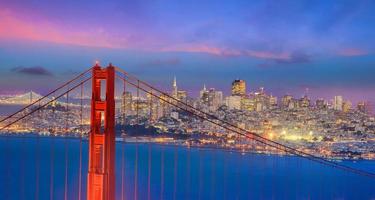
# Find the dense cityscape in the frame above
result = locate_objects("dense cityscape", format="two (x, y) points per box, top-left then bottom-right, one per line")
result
(1, 77), (374, 160)
(1, 0), (375, 199)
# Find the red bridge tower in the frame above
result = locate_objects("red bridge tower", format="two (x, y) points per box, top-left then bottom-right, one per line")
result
(87, 63), (116, 200)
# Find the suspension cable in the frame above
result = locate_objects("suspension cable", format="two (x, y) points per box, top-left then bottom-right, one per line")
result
(78, 83), (83, 200)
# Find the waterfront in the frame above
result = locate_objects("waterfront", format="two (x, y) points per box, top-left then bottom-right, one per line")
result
(0, 136), (374, 200)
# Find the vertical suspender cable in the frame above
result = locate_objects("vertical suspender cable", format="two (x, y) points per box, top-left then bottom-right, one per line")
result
(78, 83), (83, 200)
(4, 126), (9, 199)
(50, 93), (55, 200)
(134, 80), (139, 200)
(50, 137), (54, 200)
(173, 146), (178, 200)
(147, 144), (152, 200)
(35, 100), (41, 200)
(198, 149), (202, 200)
(20, 132), (25, 200)
(149, 91), (152, 123)
(64, 91), (69, 200)
(187, 147), (191, 199)
(121, 79), (126, 200)
(121, 141), (125, 200)
(160, 146), (164, 200)
(137, 80), (139, 127)
(134, 142), (138, 200)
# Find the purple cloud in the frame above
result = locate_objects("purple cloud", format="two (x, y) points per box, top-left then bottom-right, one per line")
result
(11, 66), (53, 76)
(141, 58), (181, 67)
(274, 51), (311, 64)
(258, 51), (312, 67)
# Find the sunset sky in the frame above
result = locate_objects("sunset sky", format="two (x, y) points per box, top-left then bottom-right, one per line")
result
(0, 0), (374, 104)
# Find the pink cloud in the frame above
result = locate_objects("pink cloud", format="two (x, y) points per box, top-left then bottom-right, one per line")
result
(0, 9), (294, 60)
(0, 9), (124, 48)
(160, 44), (290, 59)
(338, 48), (368, 56)
(244, 50), (290, 59)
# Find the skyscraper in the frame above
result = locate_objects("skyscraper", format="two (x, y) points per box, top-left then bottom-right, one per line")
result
(225, 95), (241, 110)
(121, 91), (133, 125)
(172, 76), (178, 98)
(231, 79), (246, 96)
(316, 98), (326, 109)
(281, 95), (293, 109)
(299, 95), (310, 108)
(333, 96), (343, 111)
(207, 88), (223, 112)
(342, 100), (352, 113)
(357, 101), (372, 114)
(199, 84), (207, 99)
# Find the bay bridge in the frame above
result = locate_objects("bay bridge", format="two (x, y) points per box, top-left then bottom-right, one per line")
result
(0, 63), (374, 200)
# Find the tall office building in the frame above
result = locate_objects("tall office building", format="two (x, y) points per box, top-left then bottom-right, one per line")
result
(121, 91), (133, 125)
(200, 84), (207, 99)
(342, 100), (352, 113)
(207, 88), (223, 112)
(225, 95), (241, 110)
(269, 95), (278, 107)
(333, 96), (343, 111)
(172, 76), (178, 98)
(299, 95), (310, 108)
(121, 91), (133, 115)
(281, 95), (293, 108)
(357, 101), (372, 114)
(231, 79), (246, 96)
(316, 98), (326, 109)
(177, 90), (187, 102)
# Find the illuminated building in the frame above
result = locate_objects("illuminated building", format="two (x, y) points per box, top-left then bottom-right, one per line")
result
(199, 86), (223, 112)
(281, 95), (293, 108)
(299, 95), (310, 108)
(342, 100), (352, 113)
(159, 94), (171, 117)
(121, 91), (133, 116)
(269, 95), (278, 107)
(146, 93), (159, 122)
(225, 95), (241, 110)
(172, 76), (178, 98)
(199, 84), (207, 99)
(231, 79), (246, 96)
(316, 98), (326, 109)
(333, 96), (343, 111)
(241, 97), (255, 111)
(357, 101), (372, 114)
(177, 90), (187, 102)
(207, 88), (223, 112)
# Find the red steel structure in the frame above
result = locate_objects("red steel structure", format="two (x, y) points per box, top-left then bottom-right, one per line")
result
(87, 64), (116, 200)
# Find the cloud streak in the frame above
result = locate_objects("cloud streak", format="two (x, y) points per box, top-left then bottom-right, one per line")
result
(11, 66), (53, 76)
(141, 58), (181, 67)
(338, 48), (368, 56)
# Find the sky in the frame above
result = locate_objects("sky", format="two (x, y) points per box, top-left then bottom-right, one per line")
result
(0, 0), (375, 105)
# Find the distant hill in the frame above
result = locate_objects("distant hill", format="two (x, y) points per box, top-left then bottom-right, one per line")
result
(0, 91), (49, 105)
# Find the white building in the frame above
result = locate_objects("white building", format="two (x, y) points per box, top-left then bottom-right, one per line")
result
(225, 95), (241, 110)
(333, 96), (343, 111)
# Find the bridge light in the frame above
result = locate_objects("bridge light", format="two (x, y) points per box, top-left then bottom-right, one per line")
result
(94, 60), (100, 66)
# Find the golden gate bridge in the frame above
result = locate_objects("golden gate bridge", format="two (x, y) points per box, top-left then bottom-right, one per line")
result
(0, 63), (374, 200)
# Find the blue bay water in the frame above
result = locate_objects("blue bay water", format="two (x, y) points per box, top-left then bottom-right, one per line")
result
(0, 136), (374, 200)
